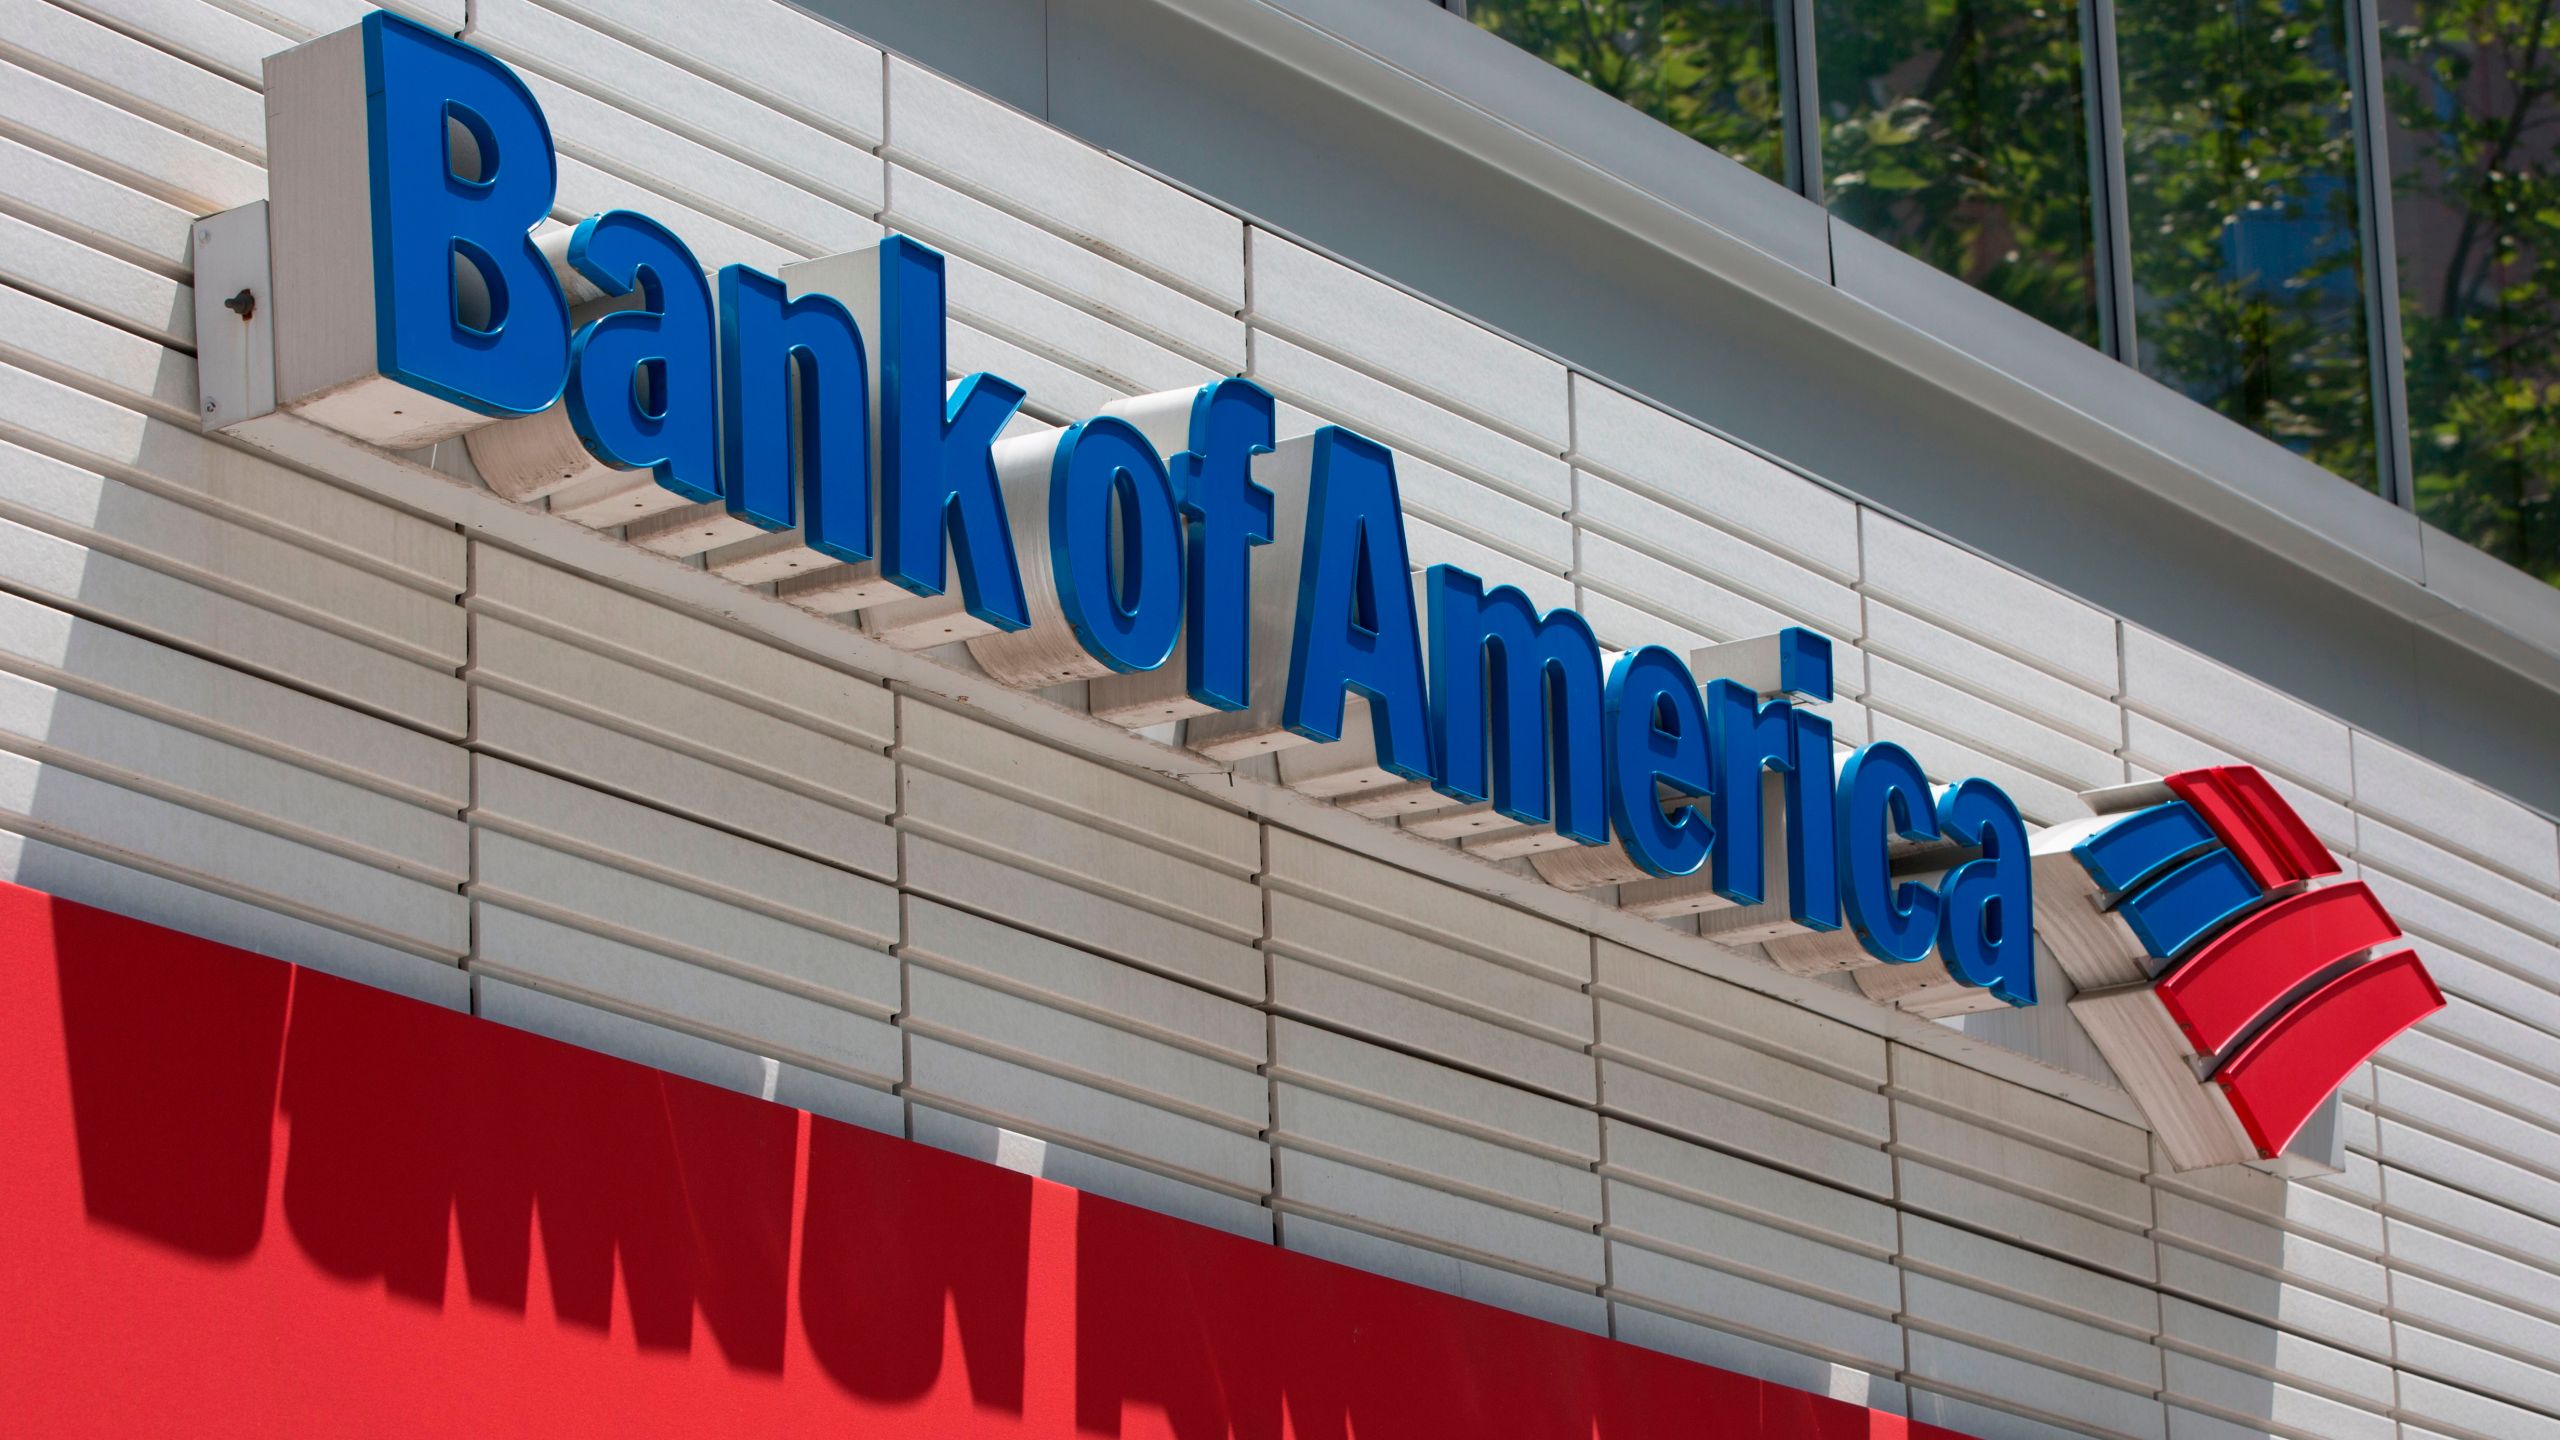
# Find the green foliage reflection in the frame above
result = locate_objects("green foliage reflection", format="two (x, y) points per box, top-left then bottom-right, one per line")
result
(1816, 0), (2103, 346)
(2386, 0), (2560, 581)
(2118, 0), (2379, 490)
(1467, 0), (1794, 183)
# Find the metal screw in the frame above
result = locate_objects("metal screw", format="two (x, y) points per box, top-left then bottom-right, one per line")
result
(223, 288), (256, 321)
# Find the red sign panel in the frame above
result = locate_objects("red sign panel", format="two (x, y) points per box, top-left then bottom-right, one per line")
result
(0, 882), (1956, 1437)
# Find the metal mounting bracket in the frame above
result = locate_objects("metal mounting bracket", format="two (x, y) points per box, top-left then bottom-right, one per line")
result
(190, 202), (277, 434)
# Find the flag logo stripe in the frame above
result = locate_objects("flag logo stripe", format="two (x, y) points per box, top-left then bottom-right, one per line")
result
(2165, 766), (2339, 889)
(2156, 880), (2402, 1056)
(2115, 847), (2264, 961)
(2073, 800), (2219, 899)
(2055, 765), (2443, 1168)
(2215, 949), (2443, 1155)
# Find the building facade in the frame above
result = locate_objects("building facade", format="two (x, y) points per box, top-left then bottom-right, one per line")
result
(2, 2), (2559, 1438)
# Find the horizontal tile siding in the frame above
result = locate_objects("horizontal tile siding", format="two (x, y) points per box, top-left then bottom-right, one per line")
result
(3, 3), (2558, 1437)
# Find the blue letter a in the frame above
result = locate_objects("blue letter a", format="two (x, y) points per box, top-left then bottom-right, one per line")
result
(1282, 427), (1433, 783)
(562, 212), (717, 503)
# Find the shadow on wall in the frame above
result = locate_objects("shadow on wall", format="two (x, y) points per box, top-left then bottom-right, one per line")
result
(3, 883), (1947, 1440)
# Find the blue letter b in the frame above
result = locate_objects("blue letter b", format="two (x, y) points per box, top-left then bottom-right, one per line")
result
(362, 11), (568, 417)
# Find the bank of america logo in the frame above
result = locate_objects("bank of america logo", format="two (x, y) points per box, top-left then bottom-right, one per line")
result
(2036, 766), (2442, 1172)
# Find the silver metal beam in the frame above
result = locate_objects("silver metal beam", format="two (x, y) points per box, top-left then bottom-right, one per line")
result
(2083, 0), (2139, 366)
(2343, 0), (2418, 508)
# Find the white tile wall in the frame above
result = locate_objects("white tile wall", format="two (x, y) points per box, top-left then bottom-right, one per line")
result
(910, 1102), (1271, 1240)
(2125, 713), (2358, 854)
(2354, 730), (2560, 890)
(1866, 655), (2123, 792)
(479, 972), (902, 1132)
(10, 2), (2560, 1432)
(72, 0), (298, 85)
(885, 164), (1245, 369)
(536, 0), (880, 144)
(1576, 471), (1862, 635)
(1577, 529), (1809, 648)
(0, 130), (195, 272)
(2363, 814), (2560, 946)
(2119, 628), (2356, 798)
(1252, 330), (1571, 510)
(1568, 374), (1860, 580)
(5, 2), (265, 160)
(469, 0), (882, 214)
(1397, 448), (1574, 572)
(1247, 228), (1570, 449)
(1861, 509), (2120, 694)
(0, 207), (193, 346)
(220, 1), (463, 41)
(0, 56), (264, 210)
(1861, 599), (2120, 747)
(0, 586), (462, 805)
(883, 58), (1238, 304)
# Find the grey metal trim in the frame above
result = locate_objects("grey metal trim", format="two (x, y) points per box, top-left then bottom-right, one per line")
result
(1822, 214), (2435, 590)
(2343, 0), (2417, 509)
(1782, 0), (1823, 201)
(2083, 0), (2138, 365)
(2421, 518), (2560, 663)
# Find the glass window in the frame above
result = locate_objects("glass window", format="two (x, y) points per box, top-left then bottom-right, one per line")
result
(2117, 0), (2380, 489)
(1466, 0), (1797, 184)
(1815, 0), (2105, 346)
(2381, 0), (2560, 582)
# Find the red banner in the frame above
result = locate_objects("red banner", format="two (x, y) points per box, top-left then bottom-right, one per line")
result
(0, 882), (1956, 1438)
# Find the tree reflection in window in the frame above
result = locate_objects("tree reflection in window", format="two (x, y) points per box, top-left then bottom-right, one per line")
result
(2384, 0), (2560, 582)
(2118, 0), (2380, 489)
(1466, 0), (1796, 184)
(1817, 0), (2104, 346)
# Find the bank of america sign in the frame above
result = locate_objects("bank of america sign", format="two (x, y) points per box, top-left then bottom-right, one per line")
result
(2035, 767), (2441, 1170)
(196, 11), (2438, 1172)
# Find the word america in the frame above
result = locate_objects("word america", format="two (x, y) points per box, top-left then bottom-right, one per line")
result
(276, 11), (2036, 1007)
